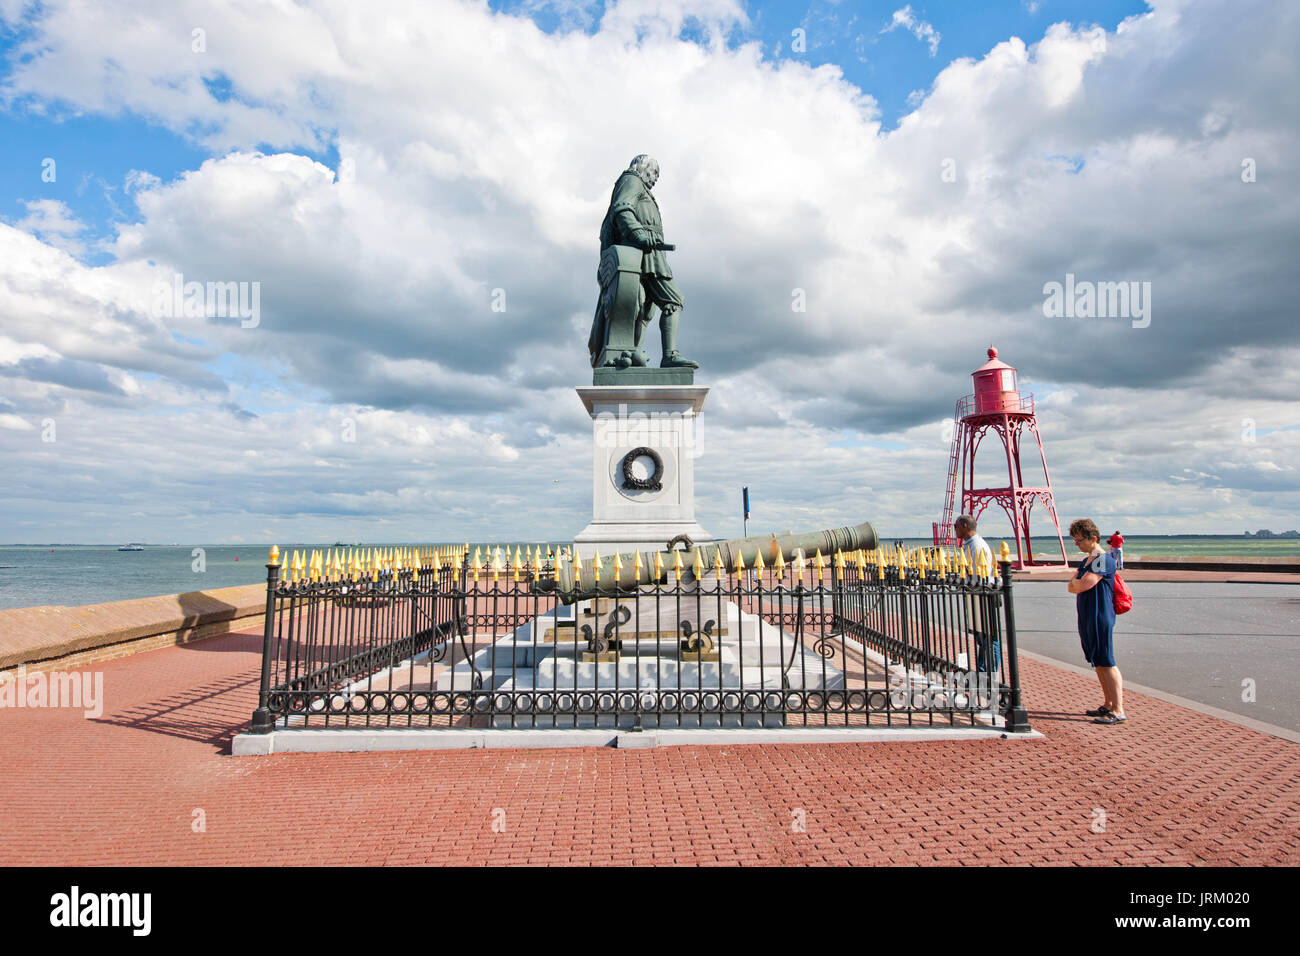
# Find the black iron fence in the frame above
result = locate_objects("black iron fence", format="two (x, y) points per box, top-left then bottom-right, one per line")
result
(249, 545), (1030, 734)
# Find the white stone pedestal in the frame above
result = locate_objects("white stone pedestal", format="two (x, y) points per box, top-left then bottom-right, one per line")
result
(573, 384), (712, 558)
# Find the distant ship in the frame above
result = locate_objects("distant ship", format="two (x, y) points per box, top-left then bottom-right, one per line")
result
(117, 543), (144, 551)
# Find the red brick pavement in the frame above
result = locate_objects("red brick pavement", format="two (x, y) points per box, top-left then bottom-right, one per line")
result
(0, 627), (1296, 866)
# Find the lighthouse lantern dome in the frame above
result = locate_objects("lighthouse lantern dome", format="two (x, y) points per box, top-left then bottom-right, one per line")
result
(971, 346), (1020, 415)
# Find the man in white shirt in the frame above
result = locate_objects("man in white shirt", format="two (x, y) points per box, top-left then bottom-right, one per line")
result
(954, 514), (999, 684)
(954, 514), (995, 580)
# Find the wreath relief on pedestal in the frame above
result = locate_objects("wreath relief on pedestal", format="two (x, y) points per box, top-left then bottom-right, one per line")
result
(620, 446), (663, 491)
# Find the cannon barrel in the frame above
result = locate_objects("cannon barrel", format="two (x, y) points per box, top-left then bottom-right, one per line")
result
(550, 520), (877, 598)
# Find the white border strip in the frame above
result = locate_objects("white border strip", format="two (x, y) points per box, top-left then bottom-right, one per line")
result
(231, 724), (1043, 755)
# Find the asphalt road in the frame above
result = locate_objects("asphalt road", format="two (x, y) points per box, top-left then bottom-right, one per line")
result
(1009, 581), (1300, 732)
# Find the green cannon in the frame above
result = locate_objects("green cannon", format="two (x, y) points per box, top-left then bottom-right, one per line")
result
(548, 521), (878, 599)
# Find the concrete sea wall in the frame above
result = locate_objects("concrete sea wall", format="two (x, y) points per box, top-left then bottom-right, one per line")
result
(0, 585), (265, 680)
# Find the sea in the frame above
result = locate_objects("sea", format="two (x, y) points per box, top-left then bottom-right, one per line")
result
(0, 536), (1295, 612)
(0, 542), (561, 612)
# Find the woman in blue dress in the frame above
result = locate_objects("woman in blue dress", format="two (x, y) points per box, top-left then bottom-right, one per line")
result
(1066, 518), (1125, 725)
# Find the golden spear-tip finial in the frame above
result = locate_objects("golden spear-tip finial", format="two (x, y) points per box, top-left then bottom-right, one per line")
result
(653, 549), (663, 581)
(714, 548), (726, 576)
(773, 548), (786, 577)
(692, 547), (704, 580)
(814, 548), (825, 581)
(793, 549), (806, 578)
(592, 548), (601, 584)
(733, 548), (746, 576)
(633, 549), (642, 579)
(612, 551), (623, 584)
(672, 549), (683, 583)
(269, 544), (280, 566)
(754, 550), (766, 574)
(1000, 540), (1010, 562)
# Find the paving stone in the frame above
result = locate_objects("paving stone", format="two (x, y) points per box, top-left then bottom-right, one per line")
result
(0, 626), (1296, 865)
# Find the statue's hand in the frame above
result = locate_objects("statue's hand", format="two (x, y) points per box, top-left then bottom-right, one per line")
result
(632, 231), (656, 250)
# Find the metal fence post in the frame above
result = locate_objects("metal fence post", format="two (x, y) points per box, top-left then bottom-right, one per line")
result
(998, 557), (1032, 732)
(250, 548), (281, 734)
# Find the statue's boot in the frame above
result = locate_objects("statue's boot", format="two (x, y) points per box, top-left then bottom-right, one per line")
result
(659, 309), (699, 369)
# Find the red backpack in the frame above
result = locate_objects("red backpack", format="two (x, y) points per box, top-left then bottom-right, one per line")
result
(1113, 572), (1133, 614)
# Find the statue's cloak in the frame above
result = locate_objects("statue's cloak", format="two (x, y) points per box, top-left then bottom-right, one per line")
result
(598, 172), (673, 278)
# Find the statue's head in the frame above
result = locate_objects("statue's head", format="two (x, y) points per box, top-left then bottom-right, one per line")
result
(628, 154), (660, 189)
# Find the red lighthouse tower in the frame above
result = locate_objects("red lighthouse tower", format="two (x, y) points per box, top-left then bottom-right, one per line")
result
(933, 347), (1068, 567)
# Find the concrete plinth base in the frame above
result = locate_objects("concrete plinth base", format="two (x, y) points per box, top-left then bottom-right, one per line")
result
(573, 384), (712, 559)
(232, 725), (1041, 756)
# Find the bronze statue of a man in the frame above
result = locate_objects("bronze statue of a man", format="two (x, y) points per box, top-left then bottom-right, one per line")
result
(588, 155), (698, 370)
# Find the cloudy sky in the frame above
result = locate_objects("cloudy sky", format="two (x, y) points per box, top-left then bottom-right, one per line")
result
(0, 0), (1296, 546)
